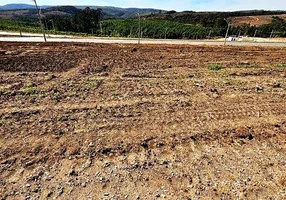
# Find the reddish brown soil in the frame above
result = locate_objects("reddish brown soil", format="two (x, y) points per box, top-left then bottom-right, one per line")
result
(0, 42), (286, 199)
(231, 14), (286, 26)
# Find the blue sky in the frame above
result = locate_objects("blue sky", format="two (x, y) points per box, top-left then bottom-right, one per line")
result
(1, 0), (285, 11)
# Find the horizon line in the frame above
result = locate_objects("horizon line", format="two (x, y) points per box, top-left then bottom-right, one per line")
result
(1, 3), (286, 12)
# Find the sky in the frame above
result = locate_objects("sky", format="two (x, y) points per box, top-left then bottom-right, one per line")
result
(1, 0), (286, 11)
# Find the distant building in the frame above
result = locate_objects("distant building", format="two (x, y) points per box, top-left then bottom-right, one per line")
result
(228, 35), (237, 41)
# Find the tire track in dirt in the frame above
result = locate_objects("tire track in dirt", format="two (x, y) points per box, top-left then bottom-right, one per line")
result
(0, 96), (284, 118)
(103, 103), (286, 127)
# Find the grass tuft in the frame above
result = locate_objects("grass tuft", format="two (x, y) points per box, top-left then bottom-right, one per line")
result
(277, 63), (286, 68)
(19, 82), (37, 95)
(208, 63), (222, 71)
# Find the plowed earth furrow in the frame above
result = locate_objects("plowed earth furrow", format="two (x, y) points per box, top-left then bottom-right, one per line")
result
(0, 42), (286, 200)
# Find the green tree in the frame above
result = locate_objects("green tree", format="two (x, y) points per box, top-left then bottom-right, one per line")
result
(72, 7), (101, 33)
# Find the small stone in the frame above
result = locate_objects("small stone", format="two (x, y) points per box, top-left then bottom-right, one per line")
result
(68, 170), (78, 176)
(24, 160), (35, 168)
(256, 86), (264, 91)
(273, 82), (282, 88)
(47, 75), (57, 81)
(239, 61), (250, 65)
(194, 82), (203, 88)
(18, 72), (27, 76)
(47, 191), (53, 198)
(210, 88), (218, 93)
(103, 162), (110, 167)
(26, 184), (31, 188)
(88, 142), (95, 147)
(104, 192), (109, 196)
(141, 142), (148, 149)
(160, 160), (168, 165)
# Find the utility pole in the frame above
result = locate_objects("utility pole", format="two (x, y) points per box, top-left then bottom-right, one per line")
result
(13, 12), (22, 37)
(253, 29), (257, 37)
(44, 16), (48, 31)
(17, 19), (23, 37)
(129, 28), (133, 38)
(237, 30), (241, 38)
(138, 13), (141, 44)
(270, 30), (274, 38)
(208, 30), (212, 39)
(164, 27), (168, 39)
(141, 28), (146, 38)
(33, 0), (46, 42)
(19, 25), (23, 37)
(49, 19), (55, 34)
(100, 22), (103, 36)
(224, 18), (231, 46)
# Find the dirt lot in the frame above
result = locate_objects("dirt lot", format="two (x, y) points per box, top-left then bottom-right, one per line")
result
(0, 42), (286, 200)
(231, 14), (286, 26)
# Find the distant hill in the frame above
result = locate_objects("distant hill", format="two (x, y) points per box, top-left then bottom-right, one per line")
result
(0, 4), (165, 19)
(75, 6), (164, 18)
(2, 4), (286, 27)
(146, 10), (286, 27)
(0, 7), (76, 21)
(46, 6), (79, 15)
(0, 4), (48, 10)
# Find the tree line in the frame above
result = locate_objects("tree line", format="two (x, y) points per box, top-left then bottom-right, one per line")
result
(100, 19), (220, 39)
(45, 7), (102, 33)
(1, 7), (286, 39)
(42, 8), (286, 39)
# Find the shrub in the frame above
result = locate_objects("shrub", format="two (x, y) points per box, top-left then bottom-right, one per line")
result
(208, 63), (222, 71)
(277, 63), (286, 68)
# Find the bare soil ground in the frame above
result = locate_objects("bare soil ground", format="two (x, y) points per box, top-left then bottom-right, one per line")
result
(0, 42), (286, 200)
(231, 14), (286, 26)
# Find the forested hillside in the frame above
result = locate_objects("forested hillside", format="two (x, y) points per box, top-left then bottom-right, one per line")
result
(0, 4), (164, 19)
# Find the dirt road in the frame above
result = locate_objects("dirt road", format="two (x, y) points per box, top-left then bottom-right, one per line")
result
(0, 42), (286, 199)
(0, 31), (286, 46)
